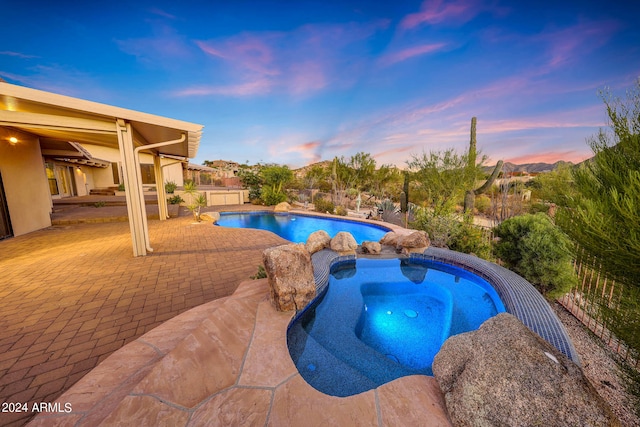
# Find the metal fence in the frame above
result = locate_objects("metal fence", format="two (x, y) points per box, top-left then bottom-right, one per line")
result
(559, 253), (638, 368)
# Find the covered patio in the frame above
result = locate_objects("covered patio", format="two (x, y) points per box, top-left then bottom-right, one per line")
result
(0, 82), (203, 256)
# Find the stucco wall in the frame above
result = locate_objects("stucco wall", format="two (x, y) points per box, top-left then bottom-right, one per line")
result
(0, 128), (52, 236)
(81, 144), (185, 188)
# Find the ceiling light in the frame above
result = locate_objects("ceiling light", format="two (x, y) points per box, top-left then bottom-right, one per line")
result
(9, 137), (18, 144)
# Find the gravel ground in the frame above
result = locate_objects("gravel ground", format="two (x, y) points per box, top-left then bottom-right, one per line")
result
(553, 302), (640, 427)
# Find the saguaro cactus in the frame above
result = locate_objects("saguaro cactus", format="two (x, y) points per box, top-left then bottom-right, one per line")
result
(463, 117), (503, 215)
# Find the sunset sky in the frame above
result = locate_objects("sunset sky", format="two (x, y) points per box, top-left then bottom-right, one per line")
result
(2, 0), (639, 168)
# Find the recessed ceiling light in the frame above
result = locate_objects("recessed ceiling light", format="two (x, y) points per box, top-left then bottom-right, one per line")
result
(9, 137), (18, 143)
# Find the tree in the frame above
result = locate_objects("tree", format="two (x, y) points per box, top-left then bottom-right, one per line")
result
(556, 81), (640, 287)
(238, 167), (263, 201)
(349, 152), (376, 194)
(556, 81), (640, 365)
(303, 164), (330, 203)
(330, 153), (377, 207)
(407, 148), (470, 216)
(260, 164), (293, 205)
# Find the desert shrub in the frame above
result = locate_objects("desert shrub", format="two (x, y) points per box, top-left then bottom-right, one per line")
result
(250, 265), (267, 280)
(314, 198), (335, 214)
(93, 201), (106, 208)
(493, 213), (577, 298)
(261, 185), (287, 206)
(412, 209), (460, 248)
(335, 206), (348, 216)
(449, 223), (492, 260)
(475, 194), (491, 215)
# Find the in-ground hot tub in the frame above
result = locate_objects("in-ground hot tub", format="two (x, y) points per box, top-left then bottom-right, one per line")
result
(287, 257), (506, 397)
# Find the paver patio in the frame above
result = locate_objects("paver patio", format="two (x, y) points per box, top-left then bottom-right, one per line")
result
(0, 206), (286, 426)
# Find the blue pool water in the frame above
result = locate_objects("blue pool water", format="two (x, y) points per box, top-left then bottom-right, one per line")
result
(287, 258), (505, 397)
(216, 212), (389, 244)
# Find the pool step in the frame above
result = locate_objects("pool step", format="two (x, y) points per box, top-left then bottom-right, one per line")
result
(288, 325), (377, 397)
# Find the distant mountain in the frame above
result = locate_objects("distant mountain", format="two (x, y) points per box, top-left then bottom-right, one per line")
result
(484, 160), (575, 174)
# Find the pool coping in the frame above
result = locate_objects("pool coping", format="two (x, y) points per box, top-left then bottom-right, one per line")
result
(308, 247), (580, 365)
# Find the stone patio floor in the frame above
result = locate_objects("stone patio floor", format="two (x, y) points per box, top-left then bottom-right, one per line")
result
(0, 203), (450, 426)
(0, 204), (283, 426)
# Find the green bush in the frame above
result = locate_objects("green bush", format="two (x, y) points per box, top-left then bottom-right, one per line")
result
(117, 183), (125, 192)
(314, 198), (335, 214)
(164, 181), (177, 194)
(493, 213), (577, 298)
(335, 206), (348, 216)
(167, 195), (183, 205)
(449, 223), (492, 260)
(250, 265), (267, 280)
(411, 210), (460, 248)
(261, 186), (287, 206)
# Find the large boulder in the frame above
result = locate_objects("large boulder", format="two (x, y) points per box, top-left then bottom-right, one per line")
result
(262, 244), (316, 312)
(274, 202), (291, 212)
(397, 231), (430, 254)
(199, 212), (220, 223)
(361, 241), (382, 255)
(432, 313), (618, 427)
(306, 230), (331, 255)
(330, 232), (358, 256)
(379, 231), (400, 247)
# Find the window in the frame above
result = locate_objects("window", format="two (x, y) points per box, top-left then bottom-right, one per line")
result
(140, 164), (156, 184)
(45, 163), (59, 195)
(111, 162), (121, 185)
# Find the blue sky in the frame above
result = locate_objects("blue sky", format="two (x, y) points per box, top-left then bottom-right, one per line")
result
(2, 0), (639, 168)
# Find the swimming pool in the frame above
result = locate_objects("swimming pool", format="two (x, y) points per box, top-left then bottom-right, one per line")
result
(216, 212), (390, 244)
(287, 257), (505, 397)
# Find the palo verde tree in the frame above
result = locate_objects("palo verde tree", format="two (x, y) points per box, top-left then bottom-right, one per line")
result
(407, 148), (471, 216)
(556, 80), (640, 361)
(463, 117), (503, 217)
(330, 152), (376, 206)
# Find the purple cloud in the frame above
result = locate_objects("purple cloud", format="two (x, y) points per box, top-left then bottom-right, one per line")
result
(400, 0), (483, 29)
(188, 20), (387, 98)
(379, 43), (447, 66)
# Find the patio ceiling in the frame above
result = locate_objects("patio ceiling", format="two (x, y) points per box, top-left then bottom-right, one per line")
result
(0, 82), (202, 157)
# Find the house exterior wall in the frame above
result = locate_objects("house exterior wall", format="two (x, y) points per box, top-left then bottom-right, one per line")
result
(0, 128), (52, 236)
(81, 144), (184, 189)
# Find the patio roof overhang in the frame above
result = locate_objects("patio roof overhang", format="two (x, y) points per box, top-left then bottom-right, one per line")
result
(0, 82), (205, 256)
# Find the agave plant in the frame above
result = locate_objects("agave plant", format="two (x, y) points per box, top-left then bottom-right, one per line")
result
(376, 199), (400, 223)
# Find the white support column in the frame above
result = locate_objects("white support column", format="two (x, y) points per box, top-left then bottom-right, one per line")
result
(154, 156), (168, 220)
(116, 119), (147, 256)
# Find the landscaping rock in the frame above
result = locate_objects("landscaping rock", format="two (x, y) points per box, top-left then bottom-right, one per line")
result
(262, 244), (316, 312)
(379, 231), (400, 247)
(432, 313), (618, 427)
(199, 212), (220, 223)
(330, 232), (358, 256)
(305, 230), (331, 255)
(397, 231), (430, 254)
(274, 202), (291, 212)
(361, 241), (382, 255)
